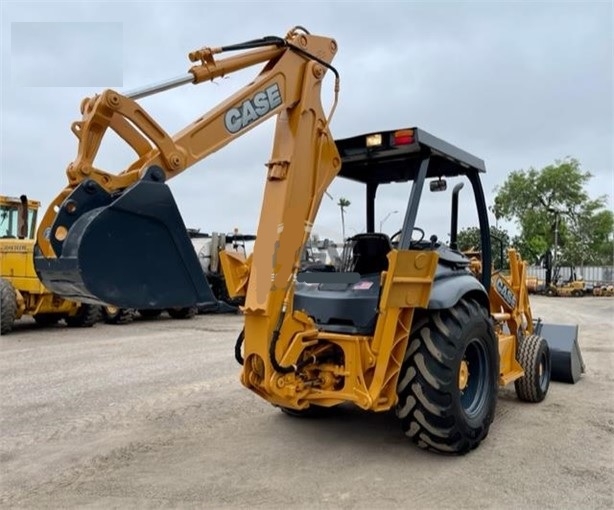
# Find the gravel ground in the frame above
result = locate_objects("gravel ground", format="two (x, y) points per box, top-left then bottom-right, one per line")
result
(1, 296), (613, 509)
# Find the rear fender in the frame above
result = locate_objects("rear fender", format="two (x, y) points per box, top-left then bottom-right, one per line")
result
(428, 273), (489, 311)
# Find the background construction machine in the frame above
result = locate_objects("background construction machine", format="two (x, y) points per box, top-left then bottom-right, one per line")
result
(97, 229), (257, 321)
(32, 28), (583, 455)
(189, 228), (256, 312)
(187, 228), (341, 312)
(99, 303), (200, 324)
(528, 251), (589, 297)
(0, 194), (101, 335)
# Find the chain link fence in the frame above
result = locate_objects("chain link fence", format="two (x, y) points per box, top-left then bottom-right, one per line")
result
(526, 265), (614, 285)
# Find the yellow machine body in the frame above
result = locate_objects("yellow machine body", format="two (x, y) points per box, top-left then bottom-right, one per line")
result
(31, 27), (580, 454)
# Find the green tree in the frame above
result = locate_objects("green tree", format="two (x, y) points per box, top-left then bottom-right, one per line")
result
(493, 157), (613, 266)
(337, 197), (351, 240)
(457, 226), (511, 270)
(564, 207), (614, 266)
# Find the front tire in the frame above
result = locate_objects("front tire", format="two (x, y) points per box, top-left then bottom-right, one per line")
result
(0, 278), (17, 335)
(514, 334), (550, 403)
(395, 297), (499, 455)
(65, 304), (102, 328)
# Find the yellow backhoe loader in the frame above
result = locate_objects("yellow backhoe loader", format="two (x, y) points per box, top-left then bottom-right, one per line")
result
(32, 27), (583, 454)
(0, 194), (101, 334)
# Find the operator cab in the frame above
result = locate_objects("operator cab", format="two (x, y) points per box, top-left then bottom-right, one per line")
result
(0, 195), (38, 240)
(294, 127), (492, 335)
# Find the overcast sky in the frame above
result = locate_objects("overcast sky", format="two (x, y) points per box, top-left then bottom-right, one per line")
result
(1, 1), (612, 243)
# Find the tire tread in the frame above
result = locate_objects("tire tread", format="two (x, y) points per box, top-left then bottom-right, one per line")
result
(0, 278), (17, 335)
(514, 334), (550, 403)
(395, 298), (499, 455)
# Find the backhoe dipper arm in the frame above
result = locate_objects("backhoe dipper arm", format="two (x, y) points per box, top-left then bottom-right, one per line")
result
(34, 28), (342, 399)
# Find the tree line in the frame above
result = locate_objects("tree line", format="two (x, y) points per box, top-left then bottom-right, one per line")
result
(457, 157), (613, 268)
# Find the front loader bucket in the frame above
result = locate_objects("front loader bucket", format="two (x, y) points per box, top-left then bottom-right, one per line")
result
(535, 321), (585, 384)
(34, 167), (218, 310)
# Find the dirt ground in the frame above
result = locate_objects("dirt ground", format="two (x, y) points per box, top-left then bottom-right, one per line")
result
(1, 296), (613, 509)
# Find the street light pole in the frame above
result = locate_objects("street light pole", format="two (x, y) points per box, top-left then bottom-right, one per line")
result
(380, 210), (398, 232)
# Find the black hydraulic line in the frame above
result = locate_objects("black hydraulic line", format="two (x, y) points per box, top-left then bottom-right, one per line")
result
(269, 307), (295, 374)
(220, 36), (287, 52)
(219, 36), (341, 84)
(287, 43), (340, 82)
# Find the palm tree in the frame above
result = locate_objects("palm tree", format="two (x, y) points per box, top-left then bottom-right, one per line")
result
(337, 197), (351, 241)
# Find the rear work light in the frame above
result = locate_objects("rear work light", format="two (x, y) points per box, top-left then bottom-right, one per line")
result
(366, 133), (383, 147)
(393, 129), (415, 145)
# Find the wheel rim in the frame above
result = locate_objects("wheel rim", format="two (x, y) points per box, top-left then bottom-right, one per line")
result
(459, 338), (490, 419)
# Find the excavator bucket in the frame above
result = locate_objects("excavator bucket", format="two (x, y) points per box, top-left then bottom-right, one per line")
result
(534, 321), (585, 384)
(34, 167), (218, 310)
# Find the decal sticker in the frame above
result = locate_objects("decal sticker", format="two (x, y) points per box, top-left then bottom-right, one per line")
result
(1, 244), (28, 252)
(494, 276), (517, 309)
(353, 280), (374, 290)
(224, 83), (282, 134)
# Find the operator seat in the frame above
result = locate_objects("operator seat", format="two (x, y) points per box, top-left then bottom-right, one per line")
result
(350, 233), (393, 275)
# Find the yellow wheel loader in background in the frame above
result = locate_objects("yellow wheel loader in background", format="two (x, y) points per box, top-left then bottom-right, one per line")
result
(592, 284), (614, 297)
(0, 194), (101, 335)
(31, 27), (584, 454)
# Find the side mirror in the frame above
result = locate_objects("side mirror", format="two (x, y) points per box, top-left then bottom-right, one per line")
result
(430, 178), (447, 192)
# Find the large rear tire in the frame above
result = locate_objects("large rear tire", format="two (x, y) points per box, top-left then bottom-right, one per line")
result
(514, 334), (551, 403)
(0, 278), (17, 335)
(395, 297), (499, 455)
(65, 304), (102, 328)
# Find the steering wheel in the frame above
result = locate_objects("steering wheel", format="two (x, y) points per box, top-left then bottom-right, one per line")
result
(390, 227), (425, 244)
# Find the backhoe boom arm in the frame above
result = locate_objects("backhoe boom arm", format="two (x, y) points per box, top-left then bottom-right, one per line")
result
(37, 29), (338, 259)
(34, 27), (342, 395)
